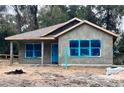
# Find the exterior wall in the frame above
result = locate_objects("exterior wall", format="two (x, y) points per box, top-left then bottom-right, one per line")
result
(18, 40), (57, 64)
(58, 24), (113, 65)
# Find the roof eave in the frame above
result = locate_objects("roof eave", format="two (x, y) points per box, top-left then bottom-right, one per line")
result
(5, 37), (55, 41)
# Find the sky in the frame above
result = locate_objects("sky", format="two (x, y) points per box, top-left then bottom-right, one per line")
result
(1, 5), (43, 15)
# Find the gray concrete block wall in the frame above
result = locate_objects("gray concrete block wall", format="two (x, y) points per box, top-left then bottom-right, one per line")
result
(58, 24), (113, 65)
(18, 40), (57, 64)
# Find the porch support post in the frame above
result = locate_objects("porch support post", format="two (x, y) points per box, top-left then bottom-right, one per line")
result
(41, 41), (44, 65)
(10, 41), (13, 65)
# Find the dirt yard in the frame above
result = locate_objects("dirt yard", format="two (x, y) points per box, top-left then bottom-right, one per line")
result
(0, 59), (124, 87)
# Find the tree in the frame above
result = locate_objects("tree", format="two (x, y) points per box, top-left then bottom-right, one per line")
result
(0, 5), (6, 12)
(0, 6), (17, 54)
(67, 5), (79, 19)
(117, 33), (124, 53)
(27, 5), (38, 31)
(12, 5), (38, 33)
(116, 6), (124, 53)
(0, 21), (16, 54)
(78, 5), (98, 24)
(95, 5), (121, 33)
(13, 5), (24, 33)
(38, 5), (68, 27)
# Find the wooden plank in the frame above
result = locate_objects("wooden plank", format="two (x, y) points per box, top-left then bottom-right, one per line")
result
(41, 41), (44, 65)
(10, 41), (13, 65)
(0, 54), (9, 56)
(0, 54), (18, 58)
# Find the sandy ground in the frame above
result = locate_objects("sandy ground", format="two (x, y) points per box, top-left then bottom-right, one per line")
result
(0, 59), (124, 87)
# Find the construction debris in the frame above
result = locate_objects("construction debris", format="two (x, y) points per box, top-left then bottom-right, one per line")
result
(4, 69), (26, 75)
(106, 67), (124, 75)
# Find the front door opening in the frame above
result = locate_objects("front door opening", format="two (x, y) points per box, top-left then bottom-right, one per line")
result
(51, 44), (58, 64)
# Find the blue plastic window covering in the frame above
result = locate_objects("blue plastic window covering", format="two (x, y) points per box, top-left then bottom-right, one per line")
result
(70, 40), (101, 57)
(91, 48), (100, 56)
(70, 40), (79, 56)
(70, 48), (78, 56)
(70, 40), (79, 47)
(91, 40), (101, 56)
(91, 40), (100, 47)
(34, 44), (41, 50)
(26, 44), (41, 58)
(80, 48), (89, 56)
(34, 50), (41, 57)
(26, 44), (33, 50)
(26, 51), (33, 57)
(34, 44), (41, 57)
(80, 40), (89, 47)
(80, 40), (90, 56)
(26, 44), (33, 57)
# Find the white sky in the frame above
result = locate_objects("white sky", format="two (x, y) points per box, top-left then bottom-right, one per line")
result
(0, 0), (124, 5)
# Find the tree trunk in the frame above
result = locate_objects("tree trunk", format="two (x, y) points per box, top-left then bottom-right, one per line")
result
(14, 5), (22, 33)
(28, 5), (39, 31)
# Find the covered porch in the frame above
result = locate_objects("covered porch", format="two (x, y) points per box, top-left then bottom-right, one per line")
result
(9, 40), (58, 65)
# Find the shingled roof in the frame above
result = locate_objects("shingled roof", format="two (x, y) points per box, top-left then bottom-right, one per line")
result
(5, 22), (66, 40)
(5, 17), (118, 41)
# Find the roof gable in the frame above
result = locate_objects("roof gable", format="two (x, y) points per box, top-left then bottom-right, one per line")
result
(42, 17), (82, 36)
(51, 20), (118, 38)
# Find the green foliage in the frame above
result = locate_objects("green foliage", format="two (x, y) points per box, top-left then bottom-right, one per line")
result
(0, 24), (17, 54)
(0, 5), (6, 11)
(38, 6), (69, 27)
(0, 14), (17, 54)
(67, 5), (79, 19)
(114, 33), (124, 64)
(95, 5), (122, 32)
(75, 6), (98, 25)
(12, 5), (39, 33)
(117, 33), (124, 53)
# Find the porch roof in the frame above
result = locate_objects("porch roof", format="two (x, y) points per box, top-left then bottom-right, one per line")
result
(5, 22), (65, 40)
